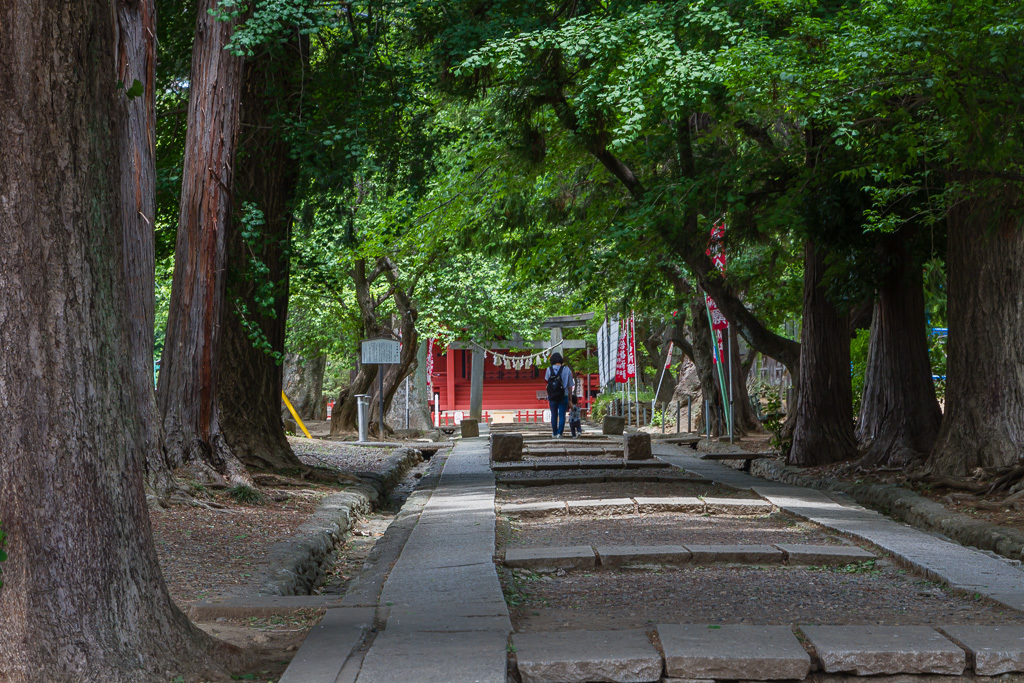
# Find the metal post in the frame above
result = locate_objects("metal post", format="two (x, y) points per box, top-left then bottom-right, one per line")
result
(433, 391), (440, 428)
(356, 394), (370, 442)
(676, 402), (681, 434)
(378, 367), (385, 442)
(687, 395), (692, 432)
(705, 400), (710, 438)
(405, 376), (410, 430)
(728, 330), (734, 444)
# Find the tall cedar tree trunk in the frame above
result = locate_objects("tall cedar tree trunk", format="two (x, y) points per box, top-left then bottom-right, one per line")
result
(788, 240), (858, 466)
(115, 0), (176, 494)
(217, 47), (304, 470)
(689, 297), (727, 435)
(0, 1), (243, 677)
(283, 352), (328, 420)
(157, 0), (248, 479)
(930, 194), (1024, 475)
(330, 259), (419, 435)
(857, 230), (941, 468)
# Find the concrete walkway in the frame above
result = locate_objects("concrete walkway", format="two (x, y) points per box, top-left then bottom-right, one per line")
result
(655, 444), (1024, 612)
(356, 436), (510, 682)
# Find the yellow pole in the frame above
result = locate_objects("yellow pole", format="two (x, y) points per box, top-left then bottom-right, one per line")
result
(281, 391), (312, 439)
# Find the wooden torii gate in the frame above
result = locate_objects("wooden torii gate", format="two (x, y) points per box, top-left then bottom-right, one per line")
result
(447, 313), (594, 421)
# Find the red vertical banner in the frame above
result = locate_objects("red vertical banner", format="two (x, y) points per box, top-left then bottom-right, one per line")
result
(626, 311), (637, 379)
(664, 341), (674, 369)
(426, 338), (435, 392)
(614, 320), (628, 383)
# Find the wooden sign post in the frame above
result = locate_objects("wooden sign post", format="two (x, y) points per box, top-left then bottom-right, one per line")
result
(360, 338), (401, 441)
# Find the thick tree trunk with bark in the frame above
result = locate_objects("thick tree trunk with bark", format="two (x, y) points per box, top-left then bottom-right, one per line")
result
(284, 352), (328, 420)
(0, 2), (242, 677)
(217, 48), (304, 471)
(789, 240), (858, 466)
(157, 0), (247, 480)
(114, 0), (176, 495)
(857, 231), (941, 468)
(930, 195), (1024, 475)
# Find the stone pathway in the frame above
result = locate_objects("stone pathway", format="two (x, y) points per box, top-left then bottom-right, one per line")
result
(655, 444), (1024, 612)
(356, 436), (510, 683)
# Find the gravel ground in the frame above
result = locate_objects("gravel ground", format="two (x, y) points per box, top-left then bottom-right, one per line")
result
(288, 436), (399, 474)
(497, 481), (758, 503)
(504, 563), (1024, 632)
(500, 510), (843, 549)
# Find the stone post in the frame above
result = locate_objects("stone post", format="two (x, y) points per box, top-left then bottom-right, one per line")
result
(470, 346), (484, 420)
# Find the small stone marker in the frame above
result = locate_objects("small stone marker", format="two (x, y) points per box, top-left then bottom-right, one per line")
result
(801, 625), (966, 676)
(775, 543), (875, 565)
(505, 545), (596, 570)
(941, 625), (1024, 675)
(514, 629), (662, 683)
(658, 623), (811, 680)
(490, 433), (523, 462)
(603, 415), (625, 435)
(685, 544), (784, 564)
(596, 544), (691, 568)
(623, 433), (653, 460)
(460, 418), (480, 438)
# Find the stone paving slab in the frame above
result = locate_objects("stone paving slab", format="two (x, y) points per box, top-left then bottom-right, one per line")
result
(567, 497), (637, 515)
(686, 544), (785, 564)
(499, 474), (707, 487)
(634, 496), (705, 513)
(358, 630), (509, 683)
(801, 625), (966, 676)
(596, 544), (691, 568)
(703, 498), (773, 514)
(506, 545), (596, 570)
(654, 444), (1024, 612)
(658, 623), (811, 680)
(534, 459), (624, 471)
(514, 629), (662, 683)
(500, 501), (567, 517)
(279, 607), (373, 683)
(940, 625), (1024, 675)
(776, 543), (876, 565)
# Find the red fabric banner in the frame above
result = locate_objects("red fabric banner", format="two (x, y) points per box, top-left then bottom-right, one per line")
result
(626, 311), (637, 379)
(614, 321), (628, 383)
(664, 341), (674, 369)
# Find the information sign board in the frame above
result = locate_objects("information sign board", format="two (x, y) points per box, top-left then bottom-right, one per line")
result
(361, 338), (400, 365)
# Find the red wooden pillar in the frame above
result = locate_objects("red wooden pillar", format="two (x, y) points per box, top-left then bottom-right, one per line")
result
(445, 346), (456, 411)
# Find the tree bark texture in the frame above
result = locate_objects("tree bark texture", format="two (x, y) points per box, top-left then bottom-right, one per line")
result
(217, 48), (304, 471)
(788, 240), (858, 466)
(0, 2), (240, 677)
(283, 352), (328, 420)
(115, 0), (175, 494)
(157, 0), (246, 479)
(856, 231), (941, 468)
(930, 194), (1024, 475)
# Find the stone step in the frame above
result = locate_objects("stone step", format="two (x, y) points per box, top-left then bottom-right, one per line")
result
(940, 625), (1024, 676)
(493, 459), (672, 472)
(497, 474), (705, 487)
(503, 543), (875, 569)
(658, 623), (811, 680)
(498, 495), (767, 516)
(801, 625), (966, 676)
(774, 543), (876, 565)
(513, 629), (662, 683)
(524, 448), (624, 457)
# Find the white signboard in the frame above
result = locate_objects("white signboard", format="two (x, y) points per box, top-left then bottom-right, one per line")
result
(361, 338), (401, 365)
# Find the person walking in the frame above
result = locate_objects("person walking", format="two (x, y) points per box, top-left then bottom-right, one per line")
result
(545, 353), (572, 438)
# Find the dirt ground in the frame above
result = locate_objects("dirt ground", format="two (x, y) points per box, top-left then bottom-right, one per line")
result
(497, 480), (759, 504)
(193, 609), (324, 682)
(498, 510), (848, 549)
(502, 562), (1024, 632)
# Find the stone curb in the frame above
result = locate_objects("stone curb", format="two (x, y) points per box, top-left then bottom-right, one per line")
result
(498, 496), (773, 517)
(244, 446), (425, 597)
(750, 458), (1024, 563)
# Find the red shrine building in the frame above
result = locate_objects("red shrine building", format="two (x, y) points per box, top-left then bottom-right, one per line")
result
(427, 314), (598, 423)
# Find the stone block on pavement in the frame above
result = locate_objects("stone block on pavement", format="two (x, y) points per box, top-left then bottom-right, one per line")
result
(941, 625), (1024, 675)
(801, 625), (966, 676)
(685, 544), (784, 564)
(499, 501), (566, 518)
(776, 544), (875, 565)
(634, 496), (705, 514)
(658, 623), (811, 680)
(603, 415), (626, 435)
(596, 545), (691, 568)
(461, 418), (480, 438)
(624, 433), (653, 460)
(490, 433), (523, 462)
(703, 498), (773, 515)
(505, 545), (596, 570)
(514, 629), (662, 683)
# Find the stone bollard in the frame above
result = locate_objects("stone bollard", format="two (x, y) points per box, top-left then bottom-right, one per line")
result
(461, 418), (480, 438)
(283, 418), (298, 435)
(624, 432), (653, 460)
(491, 433), (524, 462)
(602, 415), (625, 435)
